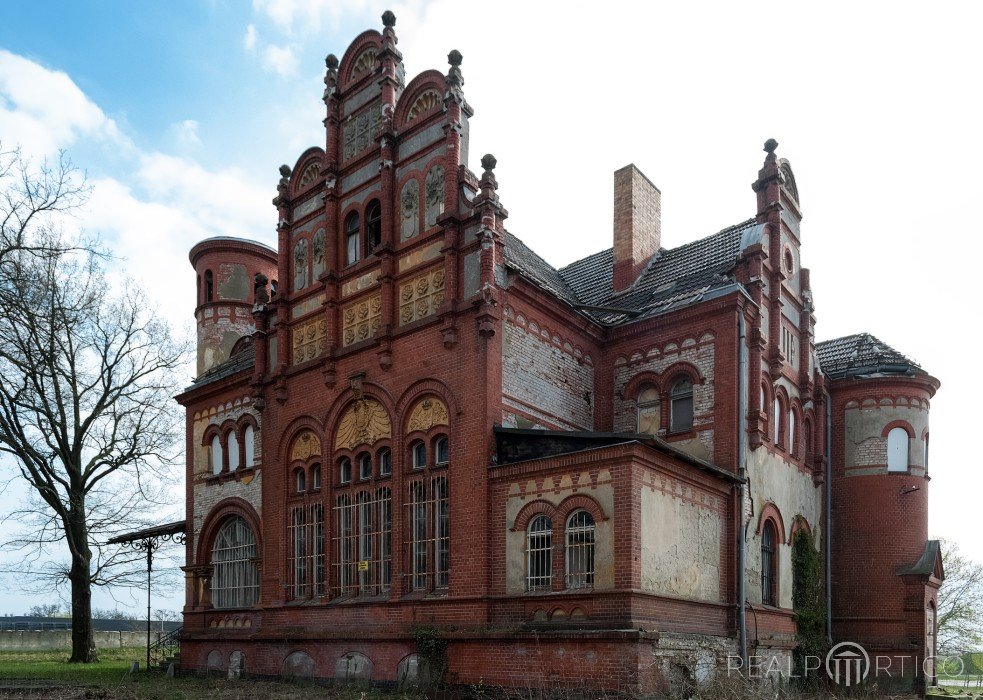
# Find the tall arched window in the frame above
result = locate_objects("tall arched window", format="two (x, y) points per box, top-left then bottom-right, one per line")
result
(434, 436), (449, 465)
(887, 427), (910, 472)
(333, 488), (392, 598)
(211, 517), (259, 609)
(227, 431), (240, 471)
(774, 396), (787, 448)
(211, 434), (223, 475)
(243, 424), (255, 468)
(761, 520), (777, 606)
(924, 433), (930, 472)
(565, 510), (595, 589)
(204, 270), (214, 302)
(788, 409), (797, 457)
(365, 199), (382, 254)
(669, 377), (694, 433)
(636, 385), (661, 435)
(527, 515), (553, 591)
(345, 212), (360, 265)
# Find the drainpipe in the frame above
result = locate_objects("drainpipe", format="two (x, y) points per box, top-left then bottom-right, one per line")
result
(737, 311), (748, 667)
(825, 395), (833, 642)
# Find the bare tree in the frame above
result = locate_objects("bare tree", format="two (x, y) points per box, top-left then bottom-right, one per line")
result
(0, 152), (187, 662)
(26, 602), (69, 618)
(938, 539), (983, 654)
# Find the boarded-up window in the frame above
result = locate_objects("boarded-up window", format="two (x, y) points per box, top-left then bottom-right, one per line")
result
(887, 427), (909, 472)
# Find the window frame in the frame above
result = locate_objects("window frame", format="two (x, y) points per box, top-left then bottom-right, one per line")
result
(365, 199), (382, 254)
(564, 510), (596, 590)
(669, 376), (694, 434)
(210, 516), (260, 610)
(761, 519), (778, 607)
(344, 212), (360, 266)
(526, 514), (553, 592)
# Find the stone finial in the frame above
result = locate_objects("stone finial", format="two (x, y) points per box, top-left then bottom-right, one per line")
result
(254, 272), (269, 305)
(324, 54), (339, 100)
(764, 138), (779, 154)
(278, 164), (292, 190)
(479, 154), (498, 199)
(326, 54), (339, 70)
(382, 10), (396, 27)
(447, 49), (464, 89)
(481, 153), (497, 172)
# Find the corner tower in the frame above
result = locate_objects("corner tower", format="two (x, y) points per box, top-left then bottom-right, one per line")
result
(822, 333), (942, 688)
(190, 237), (278, 375)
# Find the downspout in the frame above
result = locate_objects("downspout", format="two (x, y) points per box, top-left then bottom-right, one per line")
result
(737, 311), (748, 667)
(825, 393), (833, 642)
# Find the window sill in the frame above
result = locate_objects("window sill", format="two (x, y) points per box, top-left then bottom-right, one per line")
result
(202, 467), (258, 486)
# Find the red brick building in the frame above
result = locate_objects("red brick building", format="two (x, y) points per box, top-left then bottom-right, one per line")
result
(176, 12), (943, 693)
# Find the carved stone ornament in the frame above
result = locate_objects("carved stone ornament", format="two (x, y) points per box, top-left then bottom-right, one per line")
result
(334, 399), (392, 451)
(294, 238), (309, 291)
(401, 180), (420, 240)
(408, 90), (441, 121)
(424, 166), (444, 228)
(298, 162), (321, 188)
(406, 397), (449, 433)
(290, 430), (322, 461)
(312, 229), (326, 278)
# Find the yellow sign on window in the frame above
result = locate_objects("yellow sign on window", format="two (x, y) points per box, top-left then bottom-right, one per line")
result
(357, 560), (369, 572)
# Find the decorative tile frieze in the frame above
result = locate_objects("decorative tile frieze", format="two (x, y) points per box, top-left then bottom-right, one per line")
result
(399, 268), (444, 326)
(292, 318), (327, 364)
(341, 270), (379, 297)
(342, 293), (382, 346)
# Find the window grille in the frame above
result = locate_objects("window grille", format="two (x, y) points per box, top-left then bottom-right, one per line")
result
(287, 503), (325, 599)
(332, 488), (391, 598)
(526, 515), (553, 591)
(211, 517), (259, 609)
(761, 520), (777, 606)
(406, 475), (449, 591)
(565, 510), (595, 589)
(670, 378), (694, 433)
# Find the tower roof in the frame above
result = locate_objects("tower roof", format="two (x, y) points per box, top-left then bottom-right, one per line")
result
(816, 332), (923, 380)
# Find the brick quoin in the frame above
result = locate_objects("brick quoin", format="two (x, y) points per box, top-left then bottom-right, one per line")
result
(173, 12), (944, 695)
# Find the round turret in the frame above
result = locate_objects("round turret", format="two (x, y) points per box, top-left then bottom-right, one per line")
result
(189, 237), (278, 376)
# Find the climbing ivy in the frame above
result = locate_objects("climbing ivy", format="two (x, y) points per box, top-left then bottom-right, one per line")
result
(412, 625), (449, 690)
(792, 526), (829, 686)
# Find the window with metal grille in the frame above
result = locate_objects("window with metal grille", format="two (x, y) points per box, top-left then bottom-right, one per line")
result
(565, 510), (595, 589)
(406, 475), (449, 591)
(526, 515), (552, 591)
(669, 377), (694, 433)
(332, 488), (391, 598)
(287, 503), (325, 599)
(211, 517), (259, 609)
(761, 520), (777, 606)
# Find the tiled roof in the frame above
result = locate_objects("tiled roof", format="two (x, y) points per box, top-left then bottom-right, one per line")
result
(815, 333), (922, 378)
(503, 219), (760, 326)
(188, 343), (255, 389)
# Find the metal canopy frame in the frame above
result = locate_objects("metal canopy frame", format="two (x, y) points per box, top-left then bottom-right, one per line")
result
(108, 520), (186, 670)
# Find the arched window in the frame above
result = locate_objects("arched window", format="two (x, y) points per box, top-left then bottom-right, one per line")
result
(295, 469), (306, 494)
(211, 434), (223, 475)
(924, 433), (930, 472)
(803, 418), (814, 466)
(211, 517), (259, 609)
(358, 452), (372, 480)
(526, 515), (553, 591)
(788, 409), (797, 457)
(407, 475), (449, 591)
(345, 212), (360, 265)
(333, 488), (392, 597)
(227, 432), (240, 471)
(378, 447), (392, 476)
(565, 510), (595, 589)
(243, 425), (255, 469)
(311, 463), (321, 491)
(636, 385), (660, 435)
(774, 396), (786, 448)
(204, 269), (214, 302)
(761, 520), (777, 606)
(339, 457), (352, 484)
(669, 377), (694, 433)
(434, 436), (449, 466)
(365, 199), (382, 254)
(411, 441), (426, 470)
(887, 427), (910, 472)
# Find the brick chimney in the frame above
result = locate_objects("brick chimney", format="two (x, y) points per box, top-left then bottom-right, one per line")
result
(612, 164), (661, 292)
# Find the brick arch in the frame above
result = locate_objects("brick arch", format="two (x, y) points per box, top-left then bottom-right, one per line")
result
(323, 382), (397, 454)
(289, 147), (326, 197)
(756, 502), (787, 545)
(511, 500), (559, 532)
(620, 371), (663, 401)
(278, 417), (325, 465)
(196, 497), (262, 566)
(394, 70), (447, 128)
(661, 361), (705, 387)
(396, 378), (460, 420)
(882, 420), (915, 438)
(557, 494), (607, 524)
(201, 423), (222, 446)
(217, 419), (238, 441)
(789, 515), (812, 542)
(338, 30), (382, 89)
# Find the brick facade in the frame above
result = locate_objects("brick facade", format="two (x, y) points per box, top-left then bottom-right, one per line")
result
(175, 13), (942, 694)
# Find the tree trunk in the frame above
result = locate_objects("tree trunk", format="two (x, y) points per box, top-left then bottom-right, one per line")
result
(67, 515), (97, 663)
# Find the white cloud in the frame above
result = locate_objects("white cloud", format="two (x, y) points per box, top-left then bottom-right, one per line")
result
(0, 49), (129, 156)
(262, 44), (299, 77)
(243, 24), (258, 52)
(168, 119), (202, 149)
(252, 0), (371, 33)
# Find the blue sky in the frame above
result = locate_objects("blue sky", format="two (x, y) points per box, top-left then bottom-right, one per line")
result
(1, 0), (982, 616)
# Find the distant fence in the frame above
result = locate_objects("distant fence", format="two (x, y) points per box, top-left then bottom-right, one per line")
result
(0, 630), (149, 650)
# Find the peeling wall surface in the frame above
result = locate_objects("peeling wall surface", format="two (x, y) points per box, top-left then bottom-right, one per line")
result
(745, 447), (822, 608)
(503, 472), (614, 595)
(640, 479), (723, 602)
(195, 305), (254, 375)
(844, 401), (929, 474)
